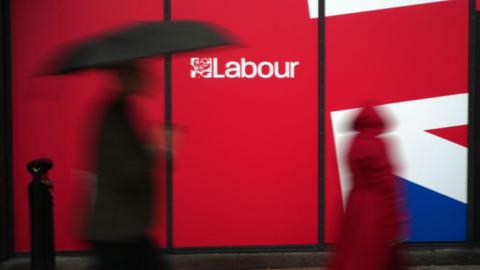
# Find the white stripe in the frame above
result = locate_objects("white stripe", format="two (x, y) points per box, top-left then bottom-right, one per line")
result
(307, 0), (448, 19)
(307, 0), (319, 19)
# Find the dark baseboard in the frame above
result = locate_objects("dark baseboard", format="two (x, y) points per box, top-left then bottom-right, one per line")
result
(1, 248), (480, 270)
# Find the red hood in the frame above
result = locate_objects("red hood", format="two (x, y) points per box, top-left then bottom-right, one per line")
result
(352, 106), (386, 135)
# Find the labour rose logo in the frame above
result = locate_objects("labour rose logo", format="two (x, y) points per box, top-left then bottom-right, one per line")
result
(189, 57), (300, 79)
(191, 58), (213, 78)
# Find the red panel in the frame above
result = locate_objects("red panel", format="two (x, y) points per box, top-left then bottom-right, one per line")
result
(11, 1), (166, 251)
(171, 1), (318, 247)
(325, 0), (469, 242)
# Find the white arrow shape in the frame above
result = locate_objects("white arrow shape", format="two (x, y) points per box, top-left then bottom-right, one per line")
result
(331, 93), (468, 208)
(307, 0), (448, 19)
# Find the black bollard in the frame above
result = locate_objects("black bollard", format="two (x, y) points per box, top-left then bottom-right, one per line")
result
(28, 158), (55, 270)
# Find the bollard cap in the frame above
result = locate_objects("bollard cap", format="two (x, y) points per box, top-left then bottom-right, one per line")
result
(27, 158), (53, 177)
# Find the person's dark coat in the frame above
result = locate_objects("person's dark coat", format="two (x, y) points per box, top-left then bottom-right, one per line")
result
(86, 96), (153, 241)
(329, 106), (408, 270)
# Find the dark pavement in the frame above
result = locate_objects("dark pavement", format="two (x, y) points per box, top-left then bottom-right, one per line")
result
(0, 248), (480, 270)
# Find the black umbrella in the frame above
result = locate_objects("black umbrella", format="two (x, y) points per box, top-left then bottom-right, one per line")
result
(49, 20), (235, 74)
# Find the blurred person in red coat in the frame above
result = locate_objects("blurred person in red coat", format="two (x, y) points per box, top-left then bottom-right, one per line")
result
(328, 105), (409, 270)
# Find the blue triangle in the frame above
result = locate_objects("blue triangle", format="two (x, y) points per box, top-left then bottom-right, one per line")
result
(398, 177), (466, 242)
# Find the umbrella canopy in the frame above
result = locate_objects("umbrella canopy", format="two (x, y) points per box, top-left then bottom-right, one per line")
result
(49, 20), (235, 74)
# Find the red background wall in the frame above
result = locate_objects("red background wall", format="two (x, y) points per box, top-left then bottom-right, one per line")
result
(10, 0), (470, 251)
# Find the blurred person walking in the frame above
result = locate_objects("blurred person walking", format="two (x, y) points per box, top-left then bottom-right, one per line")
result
(85, 61), (162, 270)
(328, 106), (409, 270)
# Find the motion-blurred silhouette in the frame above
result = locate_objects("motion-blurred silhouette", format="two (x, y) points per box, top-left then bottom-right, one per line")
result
(84, 61), (162, 270)
(328, 105), (409, 270)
